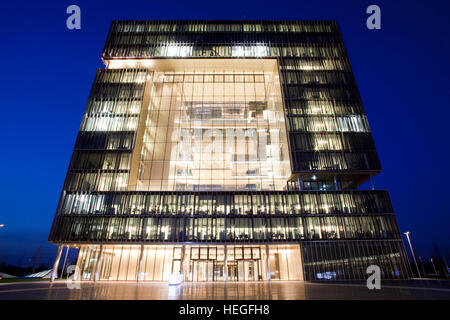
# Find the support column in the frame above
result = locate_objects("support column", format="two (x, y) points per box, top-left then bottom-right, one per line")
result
(370, 176), (375, 190)
(61, 246), (69, 278)
(50, 245), (64, 282)
(334, 176), (340, 190)
(180, 245), (185, 276)
(93, 244), (103, 282)
(265, 244), (271, 281)
(224, 245), (228, 282)
(137, 244), (145, 282)
(297, 177), (303, 191)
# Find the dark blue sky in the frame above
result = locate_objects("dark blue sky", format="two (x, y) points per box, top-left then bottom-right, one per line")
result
(0, 0), (449, 266)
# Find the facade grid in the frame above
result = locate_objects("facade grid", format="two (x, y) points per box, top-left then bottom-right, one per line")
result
(49, 20), (410, 282)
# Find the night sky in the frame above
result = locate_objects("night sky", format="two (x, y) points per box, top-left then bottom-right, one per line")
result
(1, 0), (449, 266)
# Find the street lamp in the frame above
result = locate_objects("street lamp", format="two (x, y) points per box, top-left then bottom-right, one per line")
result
(404, 231), (421, 278)
(430, 258), (438, 277)
(0, 224), (4, 228)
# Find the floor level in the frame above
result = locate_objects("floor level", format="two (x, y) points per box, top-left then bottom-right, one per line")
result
(74, 244), (303, 282)
(1, 280), (449, 300)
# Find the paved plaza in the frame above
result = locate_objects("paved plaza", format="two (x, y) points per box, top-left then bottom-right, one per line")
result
(0, 280), (449, 300)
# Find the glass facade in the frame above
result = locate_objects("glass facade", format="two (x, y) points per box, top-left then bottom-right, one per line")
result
(134, 60), (290, 191)
(75, 244), (302, 282)
(49, 20), (410, 282)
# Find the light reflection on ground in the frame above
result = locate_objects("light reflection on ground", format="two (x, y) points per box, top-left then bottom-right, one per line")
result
(0, 280), (449, 300)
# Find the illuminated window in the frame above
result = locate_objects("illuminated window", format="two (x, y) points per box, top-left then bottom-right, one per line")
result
(232, 45), (269, 57)
(165, 45), (193, 57)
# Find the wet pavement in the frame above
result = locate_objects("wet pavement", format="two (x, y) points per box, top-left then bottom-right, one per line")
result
(0, 280), (449, 300)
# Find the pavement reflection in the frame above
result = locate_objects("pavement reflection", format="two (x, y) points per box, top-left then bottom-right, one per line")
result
(0, 280), (449, 300)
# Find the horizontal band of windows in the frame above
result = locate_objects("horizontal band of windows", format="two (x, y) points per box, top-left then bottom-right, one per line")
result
(111, 21), (337, 34)
(104, 46), (345, 60)
(80, 115), (139, 132)
(282, 70), (355, 85)
(291, 152), (380, 171)
(94, 68), (148, 84)
(69, 170), (130, 175)
(288, 116), (370, 133)
(64, 172), (129, 192)
(57, 213), (395, 218)
(70, 151), (132, 171)
(285, 101), (364, 116)
(89, 84), (145, 100)
(283, 86), (358, 100)
(75, 132), (135, 150)
(280, 58), (349, 71)
(85, 99), (142, 116)
(49, 215), (400, 242)
(105, 38), (342, 50)
(289, 133), (376, 151)
(57, 190), (392, 216)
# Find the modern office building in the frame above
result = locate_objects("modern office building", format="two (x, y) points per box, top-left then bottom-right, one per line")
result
(49, 20), (411, 282)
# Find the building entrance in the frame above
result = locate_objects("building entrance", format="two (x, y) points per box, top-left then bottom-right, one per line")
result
(226, 260), (261, 281)
(191, 260), (212, 281)
(184, 245), (265, 282)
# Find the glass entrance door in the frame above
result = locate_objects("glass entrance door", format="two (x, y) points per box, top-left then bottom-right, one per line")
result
(184, 245), (268, 282)
(192, 260), (214, 281)
(237, 260), (260, 281)
(227, 263), (238, 281)
(214, 262), (225, 281)
(245, 260), (259, 281)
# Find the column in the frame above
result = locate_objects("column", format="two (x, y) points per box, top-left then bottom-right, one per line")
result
(93, 244), (104, 282)
(265, 244), (271, 281)
(297, 177), (303, 191)
(224, 245), (228, 282)
(50, 245), (64, 282)
(61, 246), (70, 278)
(180, 245), (186, 275)
(137, 244), (145, 282)
(333, 176), (340, 190)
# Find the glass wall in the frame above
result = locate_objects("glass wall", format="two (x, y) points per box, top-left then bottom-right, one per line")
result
(100, 21), (382, 175)
(49, 21), (409, 282)
(133, 60), (290, 191)
(50, 190), (398, 243)
(56, 190), (392, 216)
(301, 240), (411, 281)
(268, 244), (303, 280)
(75, 244), (303, 281)
(52, 215), (399, 242)
(75, 241), (409, 281)
(64, 68), (147, 193)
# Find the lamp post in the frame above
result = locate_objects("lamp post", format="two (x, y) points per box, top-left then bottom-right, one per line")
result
(430, 258), (438, 277)
(404, 231), (421, 278)
(0, 224), (4, 228)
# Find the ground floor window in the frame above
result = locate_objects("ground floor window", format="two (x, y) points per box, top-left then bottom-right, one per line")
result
(75, 244), (304, 282)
